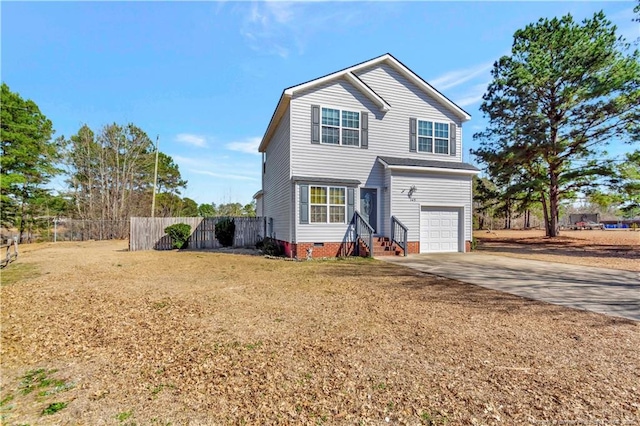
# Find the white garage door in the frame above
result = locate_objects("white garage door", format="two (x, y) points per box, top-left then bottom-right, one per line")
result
(420, 207), (461, 253)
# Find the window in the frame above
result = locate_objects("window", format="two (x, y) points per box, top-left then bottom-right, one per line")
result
(310, 186), (345, 223)
(417, 120), (449, 154)
(321, 107), (360, 146)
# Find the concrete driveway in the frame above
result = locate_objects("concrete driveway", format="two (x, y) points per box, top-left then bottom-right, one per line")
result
(381, 253), (640, 321)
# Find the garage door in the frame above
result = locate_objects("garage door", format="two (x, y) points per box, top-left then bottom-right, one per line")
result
(420, 207), (461, 253)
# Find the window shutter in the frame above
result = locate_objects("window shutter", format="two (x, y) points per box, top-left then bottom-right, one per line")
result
(449, 123), (457, 156)
(360, 112), (368, 149)
(347, 187), (355, 222)
(409, 117), (417, 152)
(299, 184), (309, 224)
(311, 105), (320, 144)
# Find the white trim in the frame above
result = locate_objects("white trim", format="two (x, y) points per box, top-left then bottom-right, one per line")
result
(344, 72), (391, 112)
(283, 54), (469, 121)
(261, 53), (471, 153)
(319, 105), (361, 147)
(384, 55), (470, 121)
(417, 119), (450, 155)
(382, 164), (480, 176)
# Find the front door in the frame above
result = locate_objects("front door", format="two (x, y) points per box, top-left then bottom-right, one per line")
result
(360, 188), (377, 233)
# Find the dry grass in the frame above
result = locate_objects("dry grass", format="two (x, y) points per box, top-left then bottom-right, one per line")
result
(474, 229), (640, 272)
(1, 240), (639, 425)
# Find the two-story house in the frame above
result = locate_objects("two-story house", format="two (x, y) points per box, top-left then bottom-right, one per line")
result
(254, 53), (479, 258)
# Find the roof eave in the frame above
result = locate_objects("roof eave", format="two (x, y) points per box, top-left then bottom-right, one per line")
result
(377, 157), (479, 175)
(387, 164), (480, 175)
(259, 92), (290, 153)
(382, 54), (472, 122)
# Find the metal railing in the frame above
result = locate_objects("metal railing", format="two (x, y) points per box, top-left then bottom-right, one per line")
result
(391, 216), (408, 257)
(354, 211), (375, 257)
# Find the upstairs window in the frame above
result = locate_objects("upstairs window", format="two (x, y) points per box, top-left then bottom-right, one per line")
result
(321, 108), (360, 147)
(417, 120), (449, 155)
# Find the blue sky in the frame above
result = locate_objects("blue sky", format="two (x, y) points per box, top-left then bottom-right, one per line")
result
(2, 1), (638, 206)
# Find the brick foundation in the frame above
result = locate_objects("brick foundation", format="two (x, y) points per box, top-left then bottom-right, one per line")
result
(278, 241), (357, 259)
(406, 241), (420, 254)
(276, 238), (470, 259)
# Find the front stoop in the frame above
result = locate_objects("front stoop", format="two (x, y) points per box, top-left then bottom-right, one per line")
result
(359, 237), (403, 257)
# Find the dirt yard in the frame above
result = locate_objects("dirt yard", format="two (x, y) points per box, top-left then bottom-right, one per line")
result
(1, 241), (639, 425)
(474, 229), (640, 272)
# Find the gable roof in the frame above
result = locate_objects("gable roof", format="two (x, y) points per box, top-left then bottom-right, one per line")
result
(259, 53), (471, 153)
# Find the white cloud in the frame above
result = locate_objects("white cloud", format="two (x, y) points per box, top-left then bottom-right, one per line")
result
(239, 2), (363, 57)
(454, 81), (490, 108)
(225, 136), (261, 155)
(175, 133), (207, 148)
(173, 155), (209, 168)
(191, 170), (259, 182)
(429, 61), (493, 91)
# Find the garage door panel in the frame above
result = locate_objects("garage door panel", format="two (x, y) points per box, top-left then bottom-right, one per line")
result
(420, 207), (461, 253)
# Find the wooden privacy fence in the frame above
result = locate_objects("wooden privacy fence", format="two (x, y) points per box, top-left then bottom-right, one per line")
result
(129, 217), (265, 251)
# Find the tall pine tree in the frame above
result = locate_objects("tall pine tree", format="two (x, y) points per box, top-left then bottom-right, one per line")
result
(1, 83), (61, 240)
(474, 12), (640, 237)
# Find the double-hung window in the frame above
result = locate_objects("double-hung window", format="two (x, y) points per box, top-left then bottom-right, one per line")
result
(310, 186), (346, 223)
(321, 107), (360, 146)
(417, 120), (449, 154)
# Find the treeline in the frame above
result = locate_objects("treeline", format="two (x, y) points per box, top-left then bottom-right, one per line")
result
(0, 83), (253, 242)
(471, 10), (640, 236)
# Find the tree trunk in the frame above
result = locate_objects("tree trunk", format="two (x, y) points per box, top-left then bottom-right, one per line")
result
(18, 183), (27, 243)
(540, 193), (551, 236)
(548, 170), (560, 237)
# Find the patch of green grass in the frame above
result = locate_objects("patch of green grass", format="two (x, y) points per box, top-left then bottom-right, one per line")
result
(18, 368), (73, 398)
(150, 383), (174, 396)
(244, 341), (262, 350)
(1, 263), (41, 286)
(37, 381), (75, 397)
(0, 394), (14, 408)
(152, 300), (169, 310)
(41, 402), (67, 415)
(116, 410), (133, 422)
(420, 411), (448, 425)
(19, 369), (51, 395)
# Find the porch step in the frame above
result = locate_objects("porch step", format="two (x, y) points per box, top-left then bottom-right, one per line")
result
(358, 237), (403, 257)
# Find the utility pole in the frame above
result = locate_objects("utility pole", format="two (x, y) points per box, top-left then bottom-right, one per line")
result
(151, 135), (159, 217)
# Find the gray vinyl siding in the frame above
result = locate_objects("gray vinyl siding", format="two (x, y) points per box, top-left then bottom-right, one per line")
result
(390, 171), (473, 243)
(291, 79), (385, 242)
(286, 63), (467, 243)
(355, 64), (463, 162)
(263, 106), (291, 242)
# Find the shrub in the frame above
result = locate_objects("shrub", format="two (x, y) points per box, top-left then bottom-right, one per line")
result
(164, 223), (191, 249)
(257, 237), (283, 256)
(215, 217), (235, 247)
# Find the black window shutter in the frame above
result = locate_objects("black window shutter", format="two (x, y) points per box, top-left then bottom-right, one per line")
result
(299, 185), (309, 224)
(449, 123), (457, 156)
(409, 117), (417, 152)
(347, 187), (355, 222)
(311, 105), (320, 144)
(360, 112), (368, 149)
